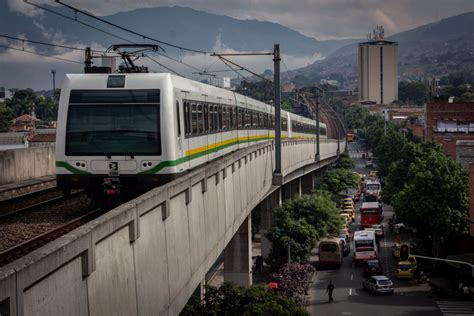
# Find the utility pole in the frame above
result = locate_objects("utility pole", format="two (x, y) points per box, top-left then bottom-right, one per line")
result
(210, 45), (282, 183)
(316, 92), (320, 161)
(51, 69), (56, 97)
(274, 44), (282, 176)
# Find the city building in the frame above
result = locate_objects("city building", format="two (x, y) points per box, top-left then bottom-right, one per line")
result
(427, 99), (474, 159)
(9, 114), (40, 133)
(320, 79), (338, 87)
(28, 128), (56, 147)
(358, 26), (398, 105)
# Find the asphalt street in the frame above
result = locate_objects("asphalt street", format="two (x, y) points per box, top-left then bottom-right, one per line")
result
(306, 141), (442, 316)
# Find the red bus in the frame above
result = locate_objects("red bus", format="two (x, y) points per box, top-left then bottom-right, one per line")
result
(360, 202), (383, 228)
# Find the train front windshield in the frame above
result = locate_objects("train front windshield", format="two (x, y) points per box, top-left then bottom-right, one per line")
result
(66, 90), (161, 156)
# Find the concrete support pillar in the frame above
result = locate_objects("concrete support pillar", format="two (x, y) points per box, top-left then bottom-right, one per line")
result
(297, 177), (302, 197)
(192, 277), (207, 301)
(260, 188), (281, 258)
(301, 172), (314, 194)
(469, 164), (474, 237)
(224, 216), (252, 286)
(282, 182), (292, 201)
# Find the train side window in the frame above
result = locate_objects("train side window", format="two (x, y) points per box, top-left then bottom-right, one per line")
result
(245, 110), (250, 128)
(176, 101), (181, 137)
(197, 104), (203, 134)
(204, 104), (209, 132)
(224, 106), (229, 130)
(209, 105), (214, 132)
(229, 106), (234, 129)
(237, 108), (242, 128)
(191, 103), (198, 135)
(218, 106), (223, 131)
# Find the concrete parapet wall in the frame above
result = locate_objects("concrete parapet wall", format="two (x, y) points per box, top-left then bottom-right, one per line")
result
(0, 145), (55, 185)
(0, 139), (345, 316)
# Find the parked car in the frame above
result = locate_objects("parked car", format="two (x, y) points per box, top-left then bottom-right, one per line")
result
(363, 260), (383, 276)
(362, 275), (394, 295)
(396, 261), (415, 279)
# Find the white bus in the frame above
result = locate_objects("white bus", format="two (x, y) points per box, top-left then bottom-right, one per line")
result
(353, 230), (378, 265)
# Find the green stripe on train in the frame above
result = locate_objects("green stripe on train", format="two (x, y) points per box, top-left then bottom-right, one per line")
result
(56, 161), (91, 175)
(139, 136), (271, 175)
(56, 136), (271, 176)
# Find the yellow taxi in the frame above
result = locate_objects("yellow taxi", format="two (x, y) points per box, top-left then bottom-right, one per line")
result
(408, 255), (417, 269)
(342, 197), (354, 205)
(396, 261), (415, 279)
(340, 213), (352, 225)
(342, 207), (355, 220)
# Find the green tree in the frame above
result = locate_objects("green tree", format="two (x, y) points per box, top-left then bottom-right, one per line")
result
(320, 168), (360, 195)
(391, 147), (469, 256)
(398, 81), (427, 105)
(0, 102), (14, 132)
(181, 283), (308, 316)
(335, 152), (355, 170)
(5, 88), (38, 117)
(267, 192), (343, 269)
(281, 100), (294, 113)
(267, 211), (317, 268)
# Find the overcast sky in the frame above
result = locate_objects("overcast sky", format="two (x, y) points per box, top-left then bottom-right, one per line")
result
(9, 0), (474, 39)
(2, 0), (473, 90)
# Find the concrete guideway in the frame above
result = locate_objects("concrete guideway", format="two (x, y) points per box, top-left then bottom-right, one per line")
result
(0, 139), (344, 316)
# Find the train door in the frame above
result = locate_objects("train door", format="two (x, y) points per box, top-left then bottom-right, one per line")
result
(207, 100), (222, 161)
(237, 101), (248, 150)
(174, 93), (185, 172)
(181, 93), (191, 171)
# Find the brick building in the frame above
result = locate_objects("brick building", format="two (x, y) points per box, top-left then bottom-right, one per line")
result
(426, 100), (474, 159)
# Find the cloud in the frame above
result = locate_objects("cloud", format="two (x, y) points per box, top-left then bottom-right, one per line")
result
(7, 0), (46, 17)
(27, 0), (473, 40)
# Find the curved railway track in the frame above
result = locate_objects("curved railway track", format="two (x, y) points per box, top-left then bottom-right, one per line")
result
(0, 208), (102, 267)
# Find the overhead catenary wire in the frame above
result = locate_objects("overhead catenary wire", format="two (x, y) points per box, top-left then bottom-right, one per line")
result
(24, 1), (135, 44)
(0, 44), (82, 64)
(216, 55), (273, 84)
(0, 34), (106, 53)
(145, 56), (184, 77)
(24, 1), (194, 76)
(55, 0), (210, 54)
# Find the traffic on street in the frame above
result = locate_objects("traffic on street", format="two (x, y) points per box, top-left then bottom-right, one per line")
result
(307, 141), (442, 315)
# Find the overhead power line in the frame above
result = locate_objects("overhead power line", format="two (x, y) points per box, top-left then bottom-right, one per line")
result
(24, 1), (134, 44)
(25, 0), (203, 75)
(0, 34), (105, 53)
(0, 44), (82, 64)
(55, 0), (210, 54)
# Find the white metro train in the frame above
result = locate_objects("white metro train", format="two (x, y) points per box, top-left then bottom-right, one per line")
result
(56, 73), (327, 197)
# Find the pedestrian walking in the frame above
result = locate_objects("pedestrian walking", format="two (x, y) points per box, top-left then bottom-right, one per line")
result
(327, 280), (335, 303)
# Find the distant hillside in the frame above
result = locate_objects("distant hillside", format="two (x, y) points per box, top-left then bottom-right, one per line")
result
(287, 11), (474, 87)
(0, 3), (356, 58)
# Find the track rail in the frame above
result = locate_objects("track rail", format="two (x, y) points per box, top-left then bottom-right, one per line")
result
(0, 190), (84, 219)
(0, 186), (59, 204)
(0, 208), (102, 267)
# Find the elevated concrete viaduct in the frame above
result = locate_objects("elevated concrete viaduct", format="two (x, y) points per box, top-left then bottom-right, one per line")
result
(0, 138), (345, 316)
